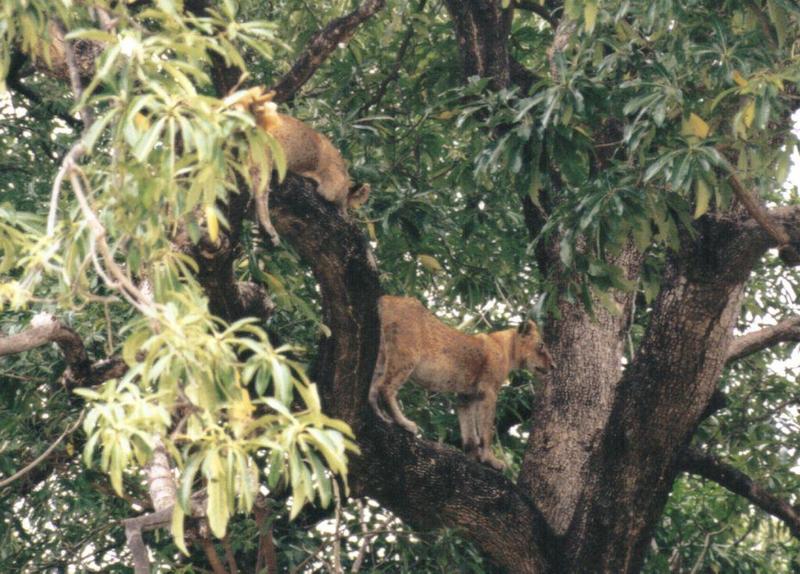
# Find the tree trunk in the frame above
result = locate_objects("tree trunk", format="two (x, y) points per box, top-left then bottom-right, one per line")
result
(264, 3), (800, 572)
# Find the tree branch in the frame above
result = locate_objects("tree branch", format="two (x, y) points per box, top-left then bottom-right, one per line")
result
(358, 0), (426, 115)
(726, 166), (800, 265)
(6, 51), (82, 129)
(254, 497), (279, 574)
(680, 448), (800, 538)
(268, 174), (553, 573)
(269, 0), (388, 103)
(726, 316), (800, 363)
(514, 0), (557, 28)
(0, 413), (84, 488)
(199, 535), (229, 574)
(0, 314), (93, 380)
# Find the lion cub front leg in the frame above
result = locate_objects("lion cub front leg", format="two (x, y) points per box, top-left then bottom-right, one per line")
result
(475, 389), (505, 471)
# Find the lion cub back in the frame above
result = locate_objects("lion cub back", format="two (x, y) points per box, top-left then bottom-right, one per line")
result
(270, 115), (352, 206)
(378, 296), (488, 393)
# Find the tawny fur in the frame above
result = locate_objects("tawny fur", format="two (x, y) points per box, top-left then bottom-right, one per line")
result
(226, 87), (370, 245)
(369, 295), (554, 470)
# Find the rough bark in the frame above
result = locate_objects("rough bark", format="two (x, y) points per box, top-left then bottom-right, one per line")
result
(727, 315), (800, 363)
(442, 0), (515, 91)
(519, 246), (642, 535)
(268, 175), (552, 572)
(558, 218), (770, 571)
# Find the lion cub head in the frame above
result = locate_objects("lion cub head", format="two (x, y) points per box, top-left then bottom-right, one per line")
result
(515, 321), (555, 374)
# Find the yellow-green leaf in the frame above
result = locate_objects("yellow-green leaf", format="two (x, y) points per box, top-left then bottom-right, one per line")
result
(742, 99), (755, 128)
(681, 113), (710, 139)
(171, 504), (190, 556)
(731, 70), (748, 88)
(418, 254), (443, 272)
(205, 204), (219, 244)
(694, 178), (711, 219)
(584, 1), (598, 33)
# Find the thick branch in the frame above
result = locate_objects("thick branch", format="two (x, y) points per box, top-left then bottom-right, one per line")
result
(0, 315), (92, 380)
(269, 175), (552, 573)
(270, 0), (387, 103)
(443, 0), (514, 90)
(680, 448), (800, 538)
(726, 316), (800, 363)
(0, 315), (128, 386)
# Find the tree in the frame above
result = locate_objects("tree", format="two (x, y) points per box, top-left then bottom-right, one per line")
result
(1, 1), (800, 572)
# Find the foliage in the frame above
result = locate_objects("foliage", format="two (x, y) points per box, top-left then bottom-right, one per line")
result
(0, 0), (799, 571)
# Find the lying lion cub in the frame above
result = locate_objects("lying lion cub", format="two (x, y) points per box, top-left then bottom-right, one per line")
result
(369, 295), (554, 470)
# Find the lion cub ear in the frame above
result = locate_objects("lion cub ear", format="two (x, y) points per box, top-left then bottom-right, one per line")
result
(347, 183), (371, 209)
(517, 322), (532, 336)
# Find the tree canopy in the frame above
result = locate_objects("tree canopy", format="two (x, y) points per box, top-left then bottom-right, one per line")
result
(1, 1), (800, 572)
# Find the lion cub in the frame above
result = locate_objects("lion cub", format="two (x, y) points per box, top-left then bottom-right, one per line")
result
(369, 296), (554, 470)
(224, 87), (369, 244)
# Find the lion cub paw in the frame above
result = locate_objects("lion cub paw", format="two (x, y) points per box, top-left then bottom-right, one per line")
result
(481, 452), (506, 471)
(398, 420), (418, 435)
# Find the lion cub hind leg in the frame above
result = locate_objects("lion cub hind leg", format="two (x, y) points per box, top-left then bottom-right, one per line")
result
(368, 343), (393, 424)
(377, 355), (418, 434)
(456, 394), (481, 460)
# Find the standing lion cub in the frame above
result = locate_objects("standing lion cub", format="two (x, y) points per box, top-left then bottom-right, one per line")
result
(369, 296), (554, 470)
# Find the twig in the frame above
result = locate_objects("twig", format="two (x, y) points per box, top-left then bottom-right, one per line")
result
(68, 170), (150, 311)
(0, 412), (84, 488)
(47, 141), (85, 236)
(359, 0), (427, 115)
(332, 480), (343, 573)
(200, 534), (230, 574)
(270, 0), (388, 103)
(514, 0), (557, 28)
(688, 526), (727, 574)
(222, 533), (239, 574)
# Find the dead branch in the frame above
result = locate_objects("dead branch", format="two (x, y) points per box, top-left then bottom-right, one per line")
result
(726, 316), (800, 363)
(270, 0), (388, 103)
(680, 448), (800, 538)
